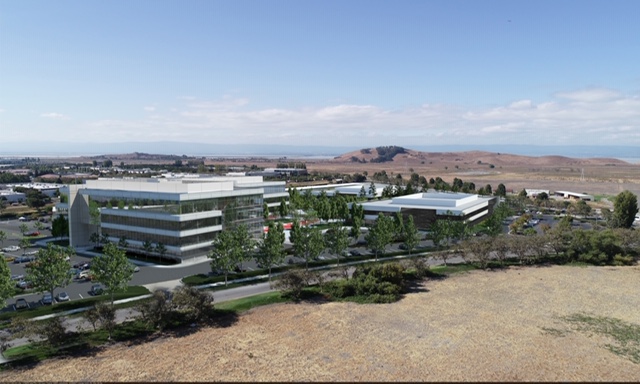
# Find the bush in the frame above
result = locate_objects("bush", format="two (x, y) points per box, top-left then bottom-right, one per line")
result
(172, 285), (214, 323)
(135, 290), (173, 331)
(324, 262), (406, 303)
(272, 269), (307, 300)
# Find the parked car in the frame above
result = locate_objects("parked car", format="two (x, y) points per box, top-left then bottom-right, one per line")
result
(349, 250), (361, 256)
(73, 262), (90, 270)
(133, 265), (140, 273)
(25, 231), (40, 237)
(14, 256), (36, 264)
(10, 274), (24, 281)
(90, 284), (104, 296)
(14, 298), (29, 310)
(77, 270), (92, 280)
(16, 280), (33, 289)
(399, 244), (409, 250)
(41, 293), (53, 305)
(56, 292), (70, 302)
(2, 245), (20, 252)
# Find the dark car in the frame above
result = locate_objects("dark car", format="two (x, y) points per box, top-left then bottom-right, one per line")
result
(349, 250), (361, 256)
(90, 284), (104, 296)
(14, 298), (29, 310)
(73, 262), (90, 270)
(25, 231), (40, 237)
(41, 293), (53, 305)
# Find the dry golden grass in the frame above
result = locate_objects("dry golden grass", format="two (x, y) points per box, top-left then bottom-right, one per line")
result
(2, 265), (640, 382)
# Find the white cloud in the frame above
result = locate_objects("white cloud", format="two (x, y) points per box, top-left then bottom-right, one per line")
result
(41, 112), (69, 120)
(555, 88), (621, 102)
(144, 106), (156, 112)
(12, 88), (640, 147)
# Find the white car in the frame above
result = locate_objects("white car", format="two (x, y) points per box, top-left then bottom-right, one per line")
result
(2, 246), (20, 252)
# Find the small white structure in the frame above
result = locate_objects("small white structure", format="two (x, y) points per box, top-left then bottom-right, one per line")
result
(554, 190), (594, 201)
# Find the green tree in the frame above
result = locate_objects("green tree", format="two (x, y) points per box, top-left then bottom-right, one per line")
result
(142, 239), (153, 255)
(263, 202), (270, 220)
(155, 242), (167, 257)
(278, 199), (289, 218)
(293, 225), (325, 270)
(19, 237), (31, 254)
(92, 242), (134, 306)
(0, 258), (14, 309)
(324, 222), (350, 266)
(51, 215), (69, 239)
(358, 186), (367, 199)
(258, 222), (286, 281)
(26, 244), (74, 305)
(209, 230), (238, 286)
(612, 190), (638, 228)
(365, 213), (394, 261)
(402, 215), (420, 255)
(368, 182), (377, 199)
(495, 183), (507, 197)
(18, 223), (28, 236)
(0, 230), (5, 247)
(232, 224), (255, 273)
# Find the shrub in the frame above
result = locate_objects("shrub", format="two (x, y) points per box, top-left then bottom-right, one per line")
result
(272, 269), (308, 300)
(172, 285), (214, 323)
(136, 289), (173, 331)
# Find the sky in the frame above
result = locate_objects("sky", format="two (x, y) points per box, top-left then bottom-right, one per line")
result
(1, 0), (640, 152)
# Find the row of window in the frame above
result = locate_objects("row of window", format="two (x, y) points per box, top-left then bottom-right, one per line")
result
(104, 228), (220, 248)
(101, 214), (222, 231)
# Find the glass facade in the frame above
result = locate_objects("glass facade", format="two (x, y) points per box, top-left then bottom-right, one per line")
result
(92, 193), (264, 256)
(101, 215), (222, 231)
(104, 228), (219, 248)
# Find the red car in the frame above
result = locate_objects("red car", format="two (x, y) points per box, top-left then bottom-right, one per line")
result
(25, 231), (40, 237)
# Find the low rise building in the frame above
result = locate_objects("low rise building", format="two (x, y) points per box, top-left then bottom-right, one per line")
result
(359, 192), (497, 230)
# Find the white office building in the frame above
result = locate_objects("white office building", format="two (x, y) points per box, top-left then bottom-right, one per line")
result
(66, 176), (286, 261)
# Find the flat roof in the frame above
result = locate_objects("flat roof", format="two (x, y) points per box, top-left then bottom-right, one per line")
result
(361, 192), (493, 215)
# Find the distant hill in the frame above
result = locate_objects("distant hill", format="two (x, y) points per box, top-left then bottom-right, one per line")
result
(332, 147), (630, 167)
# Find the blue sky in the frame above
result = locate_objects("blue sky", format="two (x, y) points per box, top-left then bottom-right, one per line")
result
(1, 0), (640, 151)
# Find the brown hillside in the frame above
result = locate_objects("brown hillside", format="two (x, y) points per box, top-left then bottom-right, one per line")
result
(332, 147), (629, 167)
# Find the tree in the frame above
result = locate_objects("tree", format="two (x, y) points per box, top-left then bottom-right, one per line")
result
(233, 224), (256, 273)
(18, 223), (28, 236)
(155, 242), (167, 258)
(51, 215), (69, 239)
(136, 289), (173, 331)
(19, 237), (31, 254)
(612, 190), (638, 228)
(118, 236), (129, 250)
(172, 285), (214, 323)
(92, 242), (134, 306)
(209, 231), (237, 286)
(0, 230), (5, 247)
(358, 186), (367, 199)
(142, 239), (153, 255)
(278, 199), (289, 218)
(368, 182), (377, 199)
(263, 202), (270, 219)
(0, 258), (14, 309)
(292, 225), (325, 270)
(26, 244), (74, 305)
(495, 183), (507, 197)
(365, 213), (394, 261)
(258, 222), (286, 281)
(460, 237), (493, 269)
(324, 222), (350, 266)
(402, 215), (420, 255)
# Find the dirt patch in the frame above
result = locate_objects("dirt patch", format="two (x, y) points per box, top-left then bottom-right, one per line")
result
(2, 265), (640, 381)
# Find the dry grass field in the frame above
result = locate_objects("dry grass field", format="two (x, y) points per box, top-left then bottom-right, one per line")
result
(2, 265), (640, 382)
